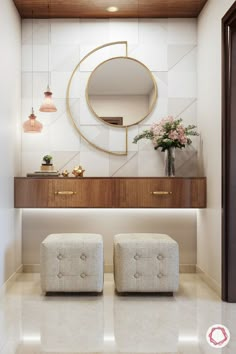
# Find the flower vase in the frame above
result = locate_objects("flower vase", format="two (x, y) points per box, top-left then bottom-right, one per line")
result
(164, 147), (175, 177)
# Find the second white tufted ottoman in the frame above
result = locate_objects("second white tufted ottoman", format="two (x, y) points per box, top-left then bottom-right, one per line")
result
(114, 233), (179, 293)
(40, 233), (103, 293)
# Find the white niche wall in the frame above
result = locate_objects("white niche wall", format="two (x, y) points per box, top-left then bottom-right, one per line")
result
(21, 18), (198, 271)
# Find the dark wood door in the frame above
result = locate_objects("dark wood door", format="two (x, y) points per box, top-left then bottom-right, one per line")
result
(222, 2), (236, 302)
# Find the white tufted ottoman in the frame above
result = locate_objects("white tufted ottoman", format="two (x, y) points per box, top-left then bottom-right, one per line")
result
(40, 233), (103, 293)
(114, 233), (179, 293)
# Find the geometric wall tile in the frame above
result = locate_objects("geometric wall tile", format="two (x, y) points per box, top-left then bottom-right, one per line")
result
(52, 151), (80, 172)
(168, 72), (197, 98)
(51, 19), (81, 45)
(51, 45), (80, 72)
(109, 127), (127, 152)
(49, 113), (80, 152)
(144, 98), (168, 124)
(79, 125), (109, 152)
(138, 148), (164, 177)
(79, 98), (100, 125)
(171, 47), (196, 73)
(80, 19), (110, 44)
(130, 43), (168, 72)
(22, 19), (49, 45)
(175, 147), (198, 177)
(168, 98), (196, 118)
(22, 45), (48, 72)
(154, 73), (168, 98)
(168, 45), (195, 70)
(109, 19), (138, 45)
(110, 152), (138, 177)
(80, 45), (112, 72)
(80, 150), (109, 177)
(168, 18), (197, 45)
(138, 19), (168, 45)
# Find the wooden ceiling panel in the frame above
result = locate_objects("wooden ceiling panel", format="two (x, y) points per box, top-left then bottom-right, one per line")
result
(13, 0), (208, 18)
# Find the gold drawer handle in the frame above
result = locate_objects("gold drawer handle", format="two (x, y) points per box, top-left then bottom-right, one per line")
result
(54, 191), (77, 195)
(151, 191), (172, 195)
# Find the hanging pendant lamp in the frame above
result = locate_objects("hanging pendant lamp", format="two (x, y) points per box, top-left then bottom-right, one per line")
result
(23, 17), (43, 133)
(23, 108), (43, 133)
(39, 1), (57, 113)
(39, 85), (57, 112)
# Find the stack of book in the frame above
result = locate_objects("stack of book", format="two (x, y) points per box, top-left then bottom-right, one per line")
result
(26, 171), (60, 177)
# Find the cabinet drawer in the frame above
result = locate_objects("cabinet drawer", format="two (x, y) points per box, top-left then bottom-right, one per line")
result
(118, 178), (206, 208)
(48, 179), (114, 208)
(14, 177), (206, 208)
(14, 178), (49, 208)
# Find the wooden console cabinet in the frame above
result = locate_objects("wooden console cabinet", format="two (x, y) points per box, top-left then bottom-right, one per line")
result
(14, 177), (206, 208)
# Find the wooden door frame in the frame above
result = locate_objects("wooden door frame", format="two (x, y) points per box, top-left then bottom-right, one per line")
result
(222, 1), (236, 302)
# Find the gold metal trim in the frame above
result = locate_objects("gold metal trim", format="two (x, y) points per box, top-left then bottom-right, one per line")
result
(151, 191), (173, 195)
(55, 191), (77, 195)
(86, 56), (158, 128)
(66, 41), (128, 156)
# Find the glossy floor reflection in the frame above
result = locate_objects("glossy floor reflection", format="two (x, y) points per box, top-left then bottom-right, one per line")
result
(0, 273), (235, 354)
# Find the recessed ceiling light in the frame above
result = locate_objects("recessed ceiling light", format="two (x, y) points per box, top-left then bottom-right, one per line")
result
(106, 6), (119, 12)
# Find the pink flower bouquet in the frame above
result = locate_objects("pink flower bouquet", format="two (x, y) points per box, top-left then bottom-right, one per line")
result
(133, 116), (199, 151)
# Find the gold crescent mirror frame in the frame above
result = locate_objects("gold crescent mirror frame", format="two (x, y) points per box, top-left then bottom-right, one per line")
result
(66, 41), (157, 156)
(86, 56), (157, 128)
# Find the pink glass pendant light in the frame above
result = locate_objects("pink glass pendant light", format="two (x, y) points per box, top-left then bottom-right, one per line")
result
(23, 17), (43, 133)
(23, 108), (43, 133)
(39, 85), (57, 112)
(40, 1), (57, 113)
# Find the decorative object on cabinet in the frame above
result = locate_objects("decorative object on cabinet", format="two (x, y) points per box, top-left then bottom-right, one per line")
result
(26, 171), (59, 177)
(23, 17), (43, 133)
(14, 177), (206, 209)
(61, 169), (70, 177)
(133, 117), (199, 176)
(66, 41), (157, 156)
(41, 154), (54, 171)
(39, 0), (57, 113)
(72, 166), (85, 178)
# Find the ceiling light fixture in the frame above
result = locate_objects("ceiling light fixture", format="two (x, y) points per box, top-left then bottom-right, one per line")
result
(39, 0), (57, 112)
(106, 6), (119, 12)
(23, 16), (43, 133)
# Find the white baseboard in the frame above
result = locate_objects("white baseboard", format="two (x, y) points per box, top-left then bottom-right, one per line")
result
(23, 264), (40, 273)
(196, 265), (221, 297)
(179, 264), (196, 273)
(0, 264), (23, 297)
(23, 263), (196, 274)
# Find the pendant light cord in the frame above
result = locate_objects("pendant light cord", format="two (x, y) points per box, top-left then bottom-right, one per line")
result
(32, 13), (34, 110)
(48, 0), (50, 88)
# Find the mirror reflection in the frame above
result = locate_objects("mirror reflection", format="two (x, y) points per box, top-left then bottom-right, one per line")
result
(86, 57), (157, 127)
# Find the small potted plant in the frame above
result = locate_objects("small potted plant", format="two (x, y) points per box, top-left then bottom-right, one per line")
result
(41, 154), (53, 171)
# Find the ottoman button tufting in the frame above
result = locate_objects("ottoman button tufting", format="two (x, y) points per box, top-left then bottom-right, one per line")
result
(80, 254), (87, 261)
(113, 233), (179, 293)
(40, 233), (103, 293)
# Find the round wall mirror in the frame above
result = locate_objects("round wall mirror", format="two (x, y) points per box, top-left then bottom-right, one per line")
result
(86, 57), (157, 127)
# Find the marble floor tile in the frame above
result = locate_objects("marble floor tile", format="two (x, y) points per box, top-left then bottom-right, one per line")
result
(0, 273), (235, 354)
